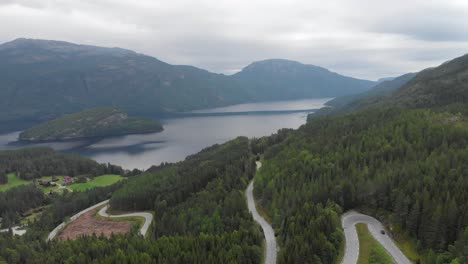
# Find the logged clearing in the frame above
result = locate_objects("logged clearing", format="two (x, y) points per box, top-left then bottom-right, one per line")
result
(58, 209), (131, 240)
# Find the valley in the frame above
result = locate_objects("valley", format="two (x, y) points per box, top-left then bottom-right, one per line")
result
(0, 17), (467, 263)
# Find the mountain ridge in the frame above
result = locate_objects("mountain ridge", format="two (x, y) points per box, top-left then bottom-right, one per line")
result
(0, 38), (376, 133)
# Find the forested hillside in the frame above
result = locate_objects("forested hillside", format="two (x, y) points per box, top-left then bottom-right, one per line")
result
(19, 107), (163, 142)
(318, 72), (417, 115)
(0, 147), (123, 181)
(0, 185), (46, 227)
(390, 54), (468, 108)
(0, 137), (263, 263)
(324, 54), (468, 116)
(254, 108), (468, 263)
(110, 137), (263, 262)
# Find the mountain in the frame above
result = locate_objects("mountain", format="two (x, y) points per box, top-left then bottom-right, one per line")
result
(329, 53), (468, 113)
(315, 72), (417, 115)
(0, 38), (376, 132)
(232, 59), (375, 101)
(389, 54), (468, 108)
(0, 38), (245, 131)
(377, 76), (396, 83)
(19, 107), (163, 142)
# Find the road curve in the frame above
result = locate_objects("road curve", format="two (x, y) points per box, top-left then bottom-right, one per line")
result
(341, 211), (411, 264)
(98, 205), (153, 236)
(47, 199), (153, 241)
(246, 161), (277, 264)
(47, 199), (110, 241)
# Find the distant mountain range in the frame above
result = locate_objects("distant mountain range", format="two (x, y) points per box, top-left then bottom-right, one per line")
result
(232, 59), (375, 101)
(389, 55), (468, 108)
(0, 38), (376, 132)
(314, 52), (468, 116)
(318, 72), (418, 115)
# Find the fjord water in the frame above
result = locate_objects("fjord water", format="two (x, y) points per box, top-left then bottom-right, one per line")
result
(0, 98), (330, 170)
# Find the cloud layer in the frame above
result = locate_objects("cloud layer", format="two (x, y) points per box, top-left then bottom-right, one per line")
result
(1, 0), (467, 80)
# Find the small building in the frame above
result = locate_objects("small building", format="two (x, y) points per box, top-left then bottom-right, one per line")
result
(63, 176), (74, 185)
(39, 180), (51, 187)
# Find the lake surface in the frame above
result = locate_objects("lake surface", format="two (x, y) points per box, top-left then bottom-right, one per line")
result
(0, 98), (331, 170)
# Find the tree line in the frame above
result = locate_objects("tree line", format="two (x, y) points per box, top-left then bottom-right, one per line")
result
(0, 147), (124, 181)
(0, 185), (46, 228)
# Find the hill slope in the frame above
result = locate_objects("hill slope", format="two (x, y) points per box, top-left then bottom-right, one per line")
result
(0, 38), (244, 125)
(252, 52), (468, 263)
(0, 38), (375, 132)
(316, 72), (417, 115)
(19, 107), (163, 142)
(232, 59), (375, 100)
(390, 54), (468, 108)
(324, 53), (468, 114)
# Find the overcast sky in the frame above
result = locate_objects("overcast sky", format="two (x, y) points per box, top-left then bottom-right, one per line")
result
(1, 0), (467, 80)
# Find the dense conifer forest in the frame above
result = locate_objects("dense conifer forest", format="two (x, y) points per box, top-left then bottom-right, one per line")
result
(254, 107), (468, 263)
(0, 148), (123, 181)
(0, 109), (467, 263)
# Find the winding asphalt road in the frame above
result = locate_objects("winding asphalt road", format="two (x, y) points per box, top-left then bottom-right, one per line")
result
(341, 211), (412, 264)
(246, 161), (277, 264)
(98, 205), (153, 236)
(47, 199), (152, 241)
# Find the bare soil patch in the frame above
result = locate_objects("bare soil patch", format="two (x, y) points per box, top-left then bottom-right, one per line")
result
(58, 209), (131, 240)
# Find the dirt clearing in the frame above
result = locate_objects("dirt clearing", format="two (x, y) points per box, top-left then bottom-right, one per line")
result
(58, 208), (131, 240)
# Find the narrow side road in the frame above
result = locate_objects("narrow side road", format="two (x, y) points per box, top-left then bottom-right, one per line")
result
(47, 199), (109, 241)
(246, 161), (277, 264)
(98, 205), (153, 236)
(341, 211), (412, 264)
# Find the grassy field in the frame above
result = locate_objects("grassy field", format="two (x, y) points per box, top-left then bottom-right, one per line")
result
(1, 174), (124, 193)
(356, 223), (393, 264)
(0, 173), (31, 191)
(68, 175), (125, 192)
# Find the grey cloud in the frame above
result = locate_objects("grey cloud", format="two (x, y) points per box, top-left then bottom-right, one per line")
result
(366, 4), (468, 42)
(0, 0), (468, 80)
